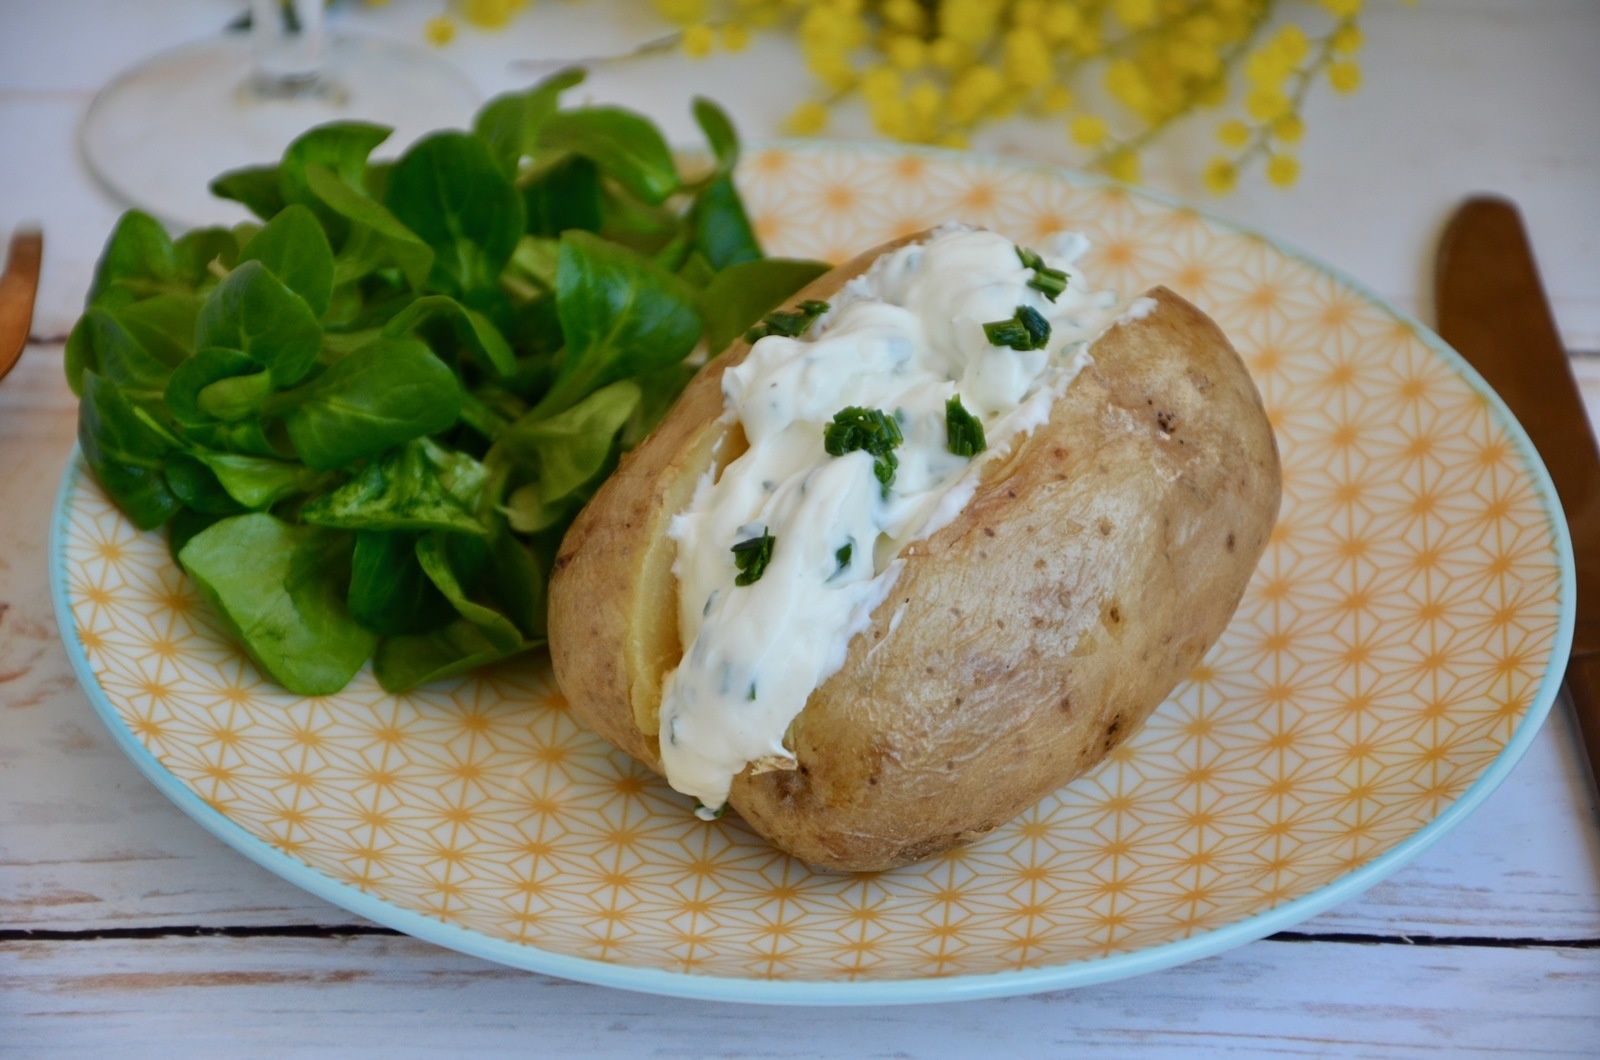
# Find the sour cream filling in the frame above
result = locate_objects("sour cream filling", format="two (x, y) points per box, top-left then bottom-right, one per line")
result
(660, 225), (1125, 813)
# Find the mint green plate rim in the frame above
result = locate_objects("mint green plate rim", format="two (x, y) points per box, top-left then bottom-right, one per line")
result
(49, 139), (1577, 1005)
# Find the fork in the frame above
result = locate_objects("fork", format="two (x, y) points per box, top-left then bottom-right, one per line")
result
(0, 227), (44, 383)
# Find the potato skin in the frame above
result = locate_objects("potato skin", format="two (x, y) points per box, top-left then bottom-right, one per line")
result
(550, 240), (1280, 872)
(729, 287), (1279, 869)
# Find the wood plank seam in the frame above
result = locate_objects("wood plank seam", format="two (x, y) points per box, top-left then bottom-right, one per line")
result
(5, 925), (1599, 949)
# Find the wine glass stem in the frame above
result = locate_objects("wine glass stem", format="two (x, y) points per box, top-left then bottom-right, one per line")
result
(249, 0), (326, 96)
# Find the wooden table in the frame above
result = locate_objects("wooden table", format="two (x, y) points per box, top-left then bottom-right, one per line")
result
(3, 1), (1599, 1053)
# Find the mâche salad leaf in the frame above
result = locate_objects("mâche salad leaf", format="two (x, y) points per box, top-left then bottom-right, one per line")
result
(238, 205), (335, 317)
(69, 71), (826, 693)
(178, 514), (375, 695)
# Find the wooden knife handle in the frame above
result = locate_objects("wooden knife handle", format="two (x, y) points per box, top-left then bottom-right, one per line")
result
(1565, 654), (1600, 793)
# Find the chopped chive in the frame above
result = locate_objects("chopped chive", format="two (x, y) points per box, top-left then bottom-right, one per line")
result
(1028, 268), (1068, 301)
(745, 299), (831, 343)
(1015, 245), (1069, 302)
(983, 317), (1029, 348)
(731, 528), (776, 586)
(1016, 305), (1051, 347)
(824, 406), (903, 496)
(747, 682), (758, 701)
(834, 541), (853, 574)
(982, 305), (1051, 351)
(873, 458), (896, 495)
(946, 395), (987, 457)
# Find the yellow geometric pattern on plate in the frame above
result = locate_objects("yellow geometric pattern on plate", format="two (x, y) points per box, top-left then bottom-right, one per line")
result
(61, 144), (1566, 982)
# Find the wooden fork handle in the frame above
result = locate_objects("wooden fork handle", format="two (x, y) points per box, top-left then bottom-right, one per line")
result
(0, 228), (44, 382)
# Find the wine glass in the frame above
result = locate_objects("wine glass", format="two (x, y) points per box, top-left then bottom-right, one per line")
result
(81, 0), (480, 228)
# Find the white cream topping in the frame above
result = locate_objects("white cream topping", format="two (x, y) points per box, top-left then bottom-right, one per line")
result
(660, 226), (1124, 813)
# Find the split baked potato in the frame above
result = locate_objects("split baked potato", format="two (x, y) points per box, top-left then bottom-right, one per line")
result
(548, 232), (1281, 872)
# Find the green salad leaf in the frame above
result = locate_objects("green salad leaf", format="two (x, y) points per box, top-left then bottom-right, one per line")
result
(68, 85), (827, 693)
(539, 231), (702, 414)
(384, 132), (525, 296)
(163, 454), (247, 515)
(67, 307), (182, 396)
(474, 67), (586, 175)
(210, 165), (286, 221)
(382, 295), (516, 377)
(278, 121), (392, 226)
(539, 107), (679, 205)
(194, 452), (325, 510)
(116, 294), (204, 372)
(304, 164), (434, 289)
(179, 514), (375, 695)
(501, 380), (641, 502)
(302, 440), (486, 536)
(87, 210), (185, 309)
(238, 205), (335, 317)
(692, 98), (740, 174)
(278, 338), (462, 469)
(195, 261), (323, 387)
(347, 531), (455, 637)
(373, 619), (536, 694)
(78, 371), (181, 528)
(198, 369), (275, 423)
(522, 155), (603, 238)
(691, 174), (762, 269)
(415, 533), (524, 652)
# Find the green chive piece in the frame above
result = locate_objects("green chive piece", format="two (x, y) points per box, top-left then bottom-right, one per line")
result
(731, 528), (775, 586)
(982, 305), (1051, 350)
(824, 406), (903, 495)
(983, 318), (1028, 348)
(946, 395), (987, 457)
(1016, 245), (1069, 302)
(834, 541), (853, 574)
(1027, 269), (1068, 300)
(745, 299), (831, 343)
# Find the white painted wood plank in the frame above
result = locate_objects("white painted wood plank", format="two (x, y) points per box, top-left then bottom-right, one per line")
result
(4, 346), (1598, 941)
(2, 5), (1600, 1044)
(1571, 358), (1600, 433)
(2, 934), (1596, 1055)
(2, 1), (1597, 348)
(0, 346), (339, 931)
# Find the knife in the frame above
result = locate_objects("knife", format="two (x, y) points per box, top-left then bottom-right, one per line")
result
(1436, 196), (1600, 793)
(0, 227), (43, 383)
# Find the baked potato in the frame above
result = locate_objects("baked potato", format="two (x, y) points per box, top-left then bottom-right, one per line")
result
(548, 228), (1280, 872)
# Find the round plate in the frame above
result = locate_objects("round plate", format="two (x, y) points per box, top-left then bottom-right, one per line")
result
(51, 142), (1575, 1004)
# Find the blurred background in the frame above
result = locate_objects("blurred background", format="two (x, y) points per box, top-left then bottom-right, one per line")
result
(2, 0), (1597, 351)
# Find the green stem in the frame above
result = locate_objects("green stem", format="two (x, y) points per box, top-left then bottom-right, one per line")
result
(1233, 16), (1352, 169)
(512, 31), (684, 73)
(1087, 1), (1278, 167)
(1061, 0), (1215, 80)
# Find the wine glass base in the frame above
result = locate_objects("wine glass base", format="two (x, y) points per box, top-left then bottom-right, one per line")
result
(81, 33), (481, 229)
